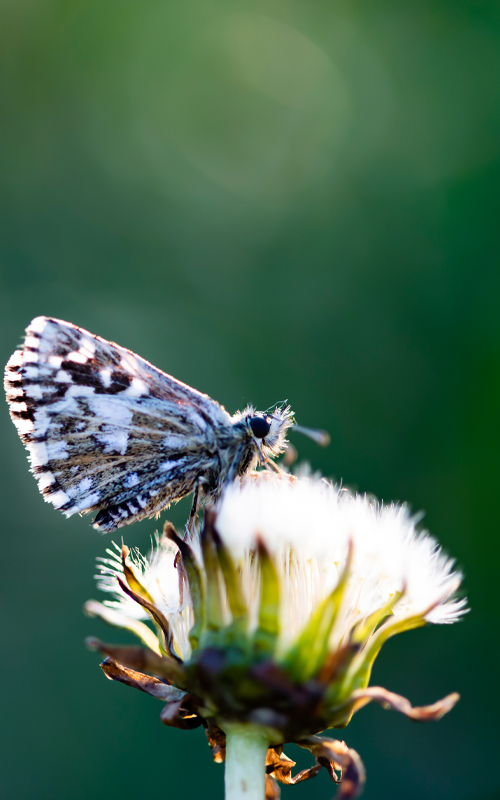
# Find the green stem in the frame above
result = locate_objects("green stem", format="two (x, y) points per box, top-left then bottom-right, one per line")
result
(224, 723), (270, 800)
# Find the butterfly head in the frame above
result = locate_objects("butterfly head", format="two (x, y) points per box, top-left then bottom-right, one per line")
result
(237, 404), (295, 460)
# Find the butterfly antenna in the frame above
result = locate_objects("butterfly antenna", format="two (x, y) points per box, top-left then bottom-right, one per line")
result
(264, 399), (288, 414)
(293, 424), (331, 447)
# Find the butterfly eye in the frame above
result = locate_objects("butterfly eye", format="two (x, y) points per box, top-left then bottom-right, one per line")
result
(249, 415), (271, 439)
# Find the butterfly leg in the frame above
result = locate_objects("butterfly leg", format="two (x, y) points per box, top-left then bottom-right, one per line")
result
(185, 481), (201, 539)
(222, 441), (247, 491)
(264, 455), (289, 476)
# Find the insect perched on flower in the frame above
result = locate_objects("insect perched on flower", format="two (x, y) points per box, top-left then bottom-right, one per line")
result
(4, 317), (327, 533)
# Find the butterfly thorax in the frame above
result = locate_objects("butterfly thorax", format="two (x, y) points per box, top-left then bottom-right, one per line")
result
(200, 406), (294, 499)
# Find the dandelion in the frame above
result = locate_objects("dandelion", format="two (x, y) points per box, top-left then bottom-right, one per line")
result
(85, 474), (466, 800)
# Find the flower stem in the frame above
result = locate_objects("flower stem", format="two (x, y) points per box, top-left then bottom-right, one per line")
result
(224, 723), (270, 800)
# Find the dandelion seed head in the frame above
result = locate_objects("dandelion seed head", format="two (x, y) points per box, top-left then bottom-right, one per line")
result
(214, 477), (466, 648)
(94, 474), (466, 660)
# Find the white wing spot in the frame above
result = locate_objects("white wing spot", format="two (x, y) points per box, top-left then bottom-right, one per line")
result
(124, 377), (147, 397)
(48, 396), (79, 416)
(100, 369), (112, 388)
(67, 384), (95, 398)
(163, 435), (185, 448)
(9, 401), (28, 413)
(97, 430), (129, 455)
(25, 385), (43, 399)
(160, 460), (180, 472)
(16, 418), (34, 435)
(73, 492), (101, 513)
(89, 396), (133, 427)
(24, 366), (39, 379)
(7, 350), (23, 369)
(46, 489), (70, 508)
(124, 473), (140, 488)
(24, 335), (40, 350)
(29, 317), (49, 335)
(33, 409), (51, 438)
(37, 472), (56, 490)
(46, 441), (69, 460)
(55, 370), (72, 383)
(66, 351), (88, 364)
(30, 441), (48, 466)
(77, 477), (93, 493)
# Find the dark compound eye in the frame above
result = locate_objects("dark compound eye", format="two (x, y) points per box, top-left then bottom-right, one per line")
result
(249, 415), (271, 439)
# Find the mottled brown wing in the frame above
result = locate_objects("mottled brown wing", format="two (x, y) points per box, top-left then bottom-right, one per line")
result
(4, 316), (233, 531)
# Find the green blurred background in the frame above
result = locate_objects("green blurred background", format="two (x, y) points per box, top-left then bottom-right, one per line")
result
(1, 0), (499, 798)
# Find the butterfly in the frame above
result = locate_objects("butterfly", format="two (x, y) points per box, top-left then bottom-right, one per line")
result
(4, 317), (328, 532)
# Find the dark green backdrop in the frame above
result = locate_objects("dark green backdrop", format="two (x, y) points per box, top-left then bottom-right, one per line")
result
(1, 1), (499, 798)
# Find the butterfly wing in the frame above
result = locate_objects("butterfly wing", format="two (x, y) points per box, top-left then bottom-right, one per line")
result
(5, 317), (232, 531)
